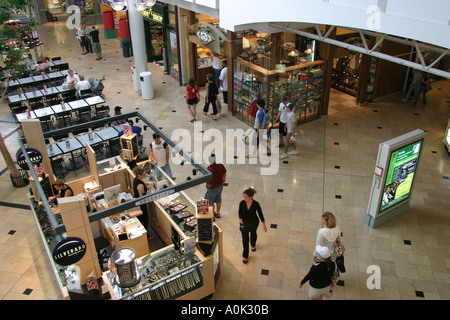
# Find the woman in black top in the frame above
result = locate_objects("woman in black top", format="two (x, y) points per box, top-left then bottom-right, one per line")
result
(239, 187), (267, 263)
(133, 166), (154, 240)
(48, 179), (73, 201)
(299, 245), (336, 300)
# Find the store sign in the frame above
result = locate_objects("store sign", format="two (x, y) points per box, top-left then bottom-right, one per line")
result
(16, 148), (42, 170)
(197, 27), (215, 45)
(53, 237), (87, 266)
(196, 199), (209, 214)
(135, 187), (175, 206)
(142, 9), (164, 25)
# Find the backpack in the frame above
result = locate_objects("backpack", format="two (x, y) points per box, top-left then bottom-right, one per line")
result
(262, 111), (271, 129)
(248, 100), (257, 117)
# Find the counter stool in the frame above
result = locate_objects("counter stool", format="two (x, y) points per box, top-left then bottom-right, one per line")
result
(94, 236), (110, 271)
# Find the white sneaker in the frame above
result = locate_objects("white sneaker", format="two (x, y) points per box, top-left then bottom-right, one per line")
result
(280, 153), (288, 159)
(288, 150), (298, 155)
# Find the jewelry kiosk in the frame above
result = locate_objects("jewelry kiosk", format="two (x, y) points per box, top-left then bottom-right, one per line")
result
(19, 112), (222, 300)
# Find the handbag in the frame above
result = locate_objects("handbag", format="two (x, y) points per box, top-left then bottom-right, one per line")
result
(335, 255), (346, 273)
(334, 238), (345, 257)
(239, 223), (247, 233)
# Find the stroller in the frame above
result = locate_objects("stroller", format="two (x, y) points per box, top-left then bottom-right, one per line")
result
(88, 76), (105, 99)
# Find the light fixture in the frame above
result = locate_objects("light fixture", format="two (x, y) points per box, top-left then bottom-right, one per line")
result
(144, 0), (156, 6)
(135, 0), (147, 11)
(304, 47), (314, 55)
(288, 49), (299, 57)
(110, 0), (126, 11)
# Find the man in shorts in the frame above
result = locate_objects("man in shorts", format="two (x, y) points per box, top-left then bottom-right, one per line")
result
(280, 103), (298, 159)
(204, 154), (227, 218)
(90, 25), (102, 60)
(275, 96), (289, 147)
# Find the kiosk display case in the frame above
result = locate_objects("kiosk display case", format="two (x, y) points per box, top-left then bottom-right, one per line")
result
(19, 111), (221, 300)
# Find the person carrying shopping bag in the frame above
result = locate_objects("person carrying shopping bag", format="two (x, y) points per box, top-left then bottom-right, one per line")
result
(299, 245), (336, 300)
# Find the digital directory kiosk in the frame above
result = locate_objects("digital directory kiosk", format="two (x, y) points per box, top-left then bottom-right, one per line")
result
(365, 129), (427, 228)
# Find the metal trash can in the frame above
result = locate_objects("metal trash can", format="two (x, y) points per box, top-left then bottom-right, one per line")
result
(122, 40), (130, 58)
(131, 65), (138, 92)
(139, 71), (154, 100)
(110, 247), (140, 287)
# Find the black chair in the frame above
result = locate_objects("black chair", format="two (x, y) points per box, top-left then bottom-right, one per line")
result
(78, 89), (93, 99)
(94, 105), (110, 120)
(28, 97), (44, 110)
(50, 157), (66, 179)
(11, 105), (28, 115)
(61, 89), (77, 101)
(44, 93), (59, 106)
(94, 237), (111, 271)
(40, 115), (53, 132)
(55, 110), (72, 128)
(91, 142), (105, 161)
(51, 57), (61, 61)
(108, 137), (122, 157)
(77, 107), (92, 123)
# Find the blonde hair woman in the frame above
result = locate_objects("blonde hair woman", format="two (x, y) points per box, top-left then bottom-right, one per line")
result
(313, 211), (341, 260)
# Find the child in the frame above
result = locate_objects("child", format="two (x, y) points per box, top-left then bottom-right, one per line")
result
(203, 73), (218, 120)
(186, 78), (200, 122)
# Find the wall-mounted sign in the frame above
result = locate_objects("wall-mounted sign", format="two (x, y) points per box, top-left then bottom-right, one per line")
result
(16, 148), (42, 170)
(142, 8), (164, 25)
(53, 237), (87, 266)
(197, 27), (215, 45)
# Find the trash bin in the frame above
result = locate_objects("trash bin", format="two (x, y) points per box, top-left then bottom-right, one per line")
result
(131, 66), (138, 92)
(140, 71), (154, 100)
(122, 40), (130, 58)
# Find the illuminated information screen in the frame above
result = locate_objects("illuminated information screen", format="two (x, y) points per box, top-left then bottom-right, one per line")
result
(379, 139), (423, 213)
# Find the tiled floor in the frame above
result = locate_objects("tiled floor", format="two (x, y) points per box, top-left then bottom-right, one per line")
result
(0, 17), (449, 300)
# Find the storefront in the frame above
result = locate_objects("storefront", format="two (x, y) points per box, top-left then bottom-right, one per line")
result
(19, 112), (223, 300)
(232, 30), (326, 126)
(142, 3), (180, 81)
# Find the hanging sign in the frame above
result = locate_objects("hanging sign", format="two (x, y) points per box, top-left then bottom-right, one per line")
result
(16, 148), (42, 170)
(53, 237), (87, 266)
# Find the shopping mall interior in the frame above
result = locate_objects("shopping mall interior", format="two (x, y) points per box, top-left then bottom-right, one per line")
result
(0, 11), (449, 301)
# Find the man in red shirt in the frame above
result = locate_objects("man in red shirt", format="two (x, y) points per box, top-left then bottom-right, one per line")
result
(205, 154), (227, 218)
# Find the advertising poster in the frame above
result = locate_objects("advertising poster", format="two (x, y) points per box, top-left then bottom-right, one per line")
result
(379, 139), (423, 213)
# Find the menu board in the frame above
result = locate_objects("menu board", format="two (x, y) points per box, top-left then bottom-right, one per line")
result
(379, 139), (423, 213)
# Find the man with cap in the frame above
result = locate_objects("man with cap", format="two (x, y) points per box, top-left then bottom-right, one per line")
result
(111, 106), (127, 126)
(149, 133), (173, 180)
(299, 245), (336, 300)
(204, 154), (227, 218)
(118, 119), (143, 146)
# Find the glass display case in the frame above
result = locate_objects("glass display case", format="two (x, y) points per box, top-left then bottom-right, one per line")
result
(233, 58), (325, 125)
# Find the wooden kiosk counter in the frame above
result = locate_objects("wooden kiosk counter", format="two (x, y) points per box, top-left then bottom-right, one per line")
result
(20, 117), (222, 300)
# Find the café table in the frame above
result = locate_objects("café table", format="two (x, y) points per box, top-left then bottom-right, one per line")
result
(40, 86), (60, 96)
(33, 106), (55, 118)
(57, 138), (84, 171)
(51, 103), (72, 114)
(47, 143), (63, 158)
(76, 132), (103, 146)
(18, 77), (34, 86)
(16, 111), (37, 122)
(8, 93), (28, 104)
(96, 127), (120, 141)
(84, 95), (105, 107)
(25, 90), (44, 99)
(68, 99), (89, 110)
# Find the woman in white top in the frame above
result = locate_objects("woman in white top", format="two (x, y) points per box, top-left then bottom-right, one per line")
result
(66, 69), (80, 87)
(314, 211), (341, 261)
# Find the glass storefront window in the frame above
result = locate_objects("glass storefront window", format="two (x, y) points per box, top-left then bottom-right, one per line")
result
(167, 29), (179, 80)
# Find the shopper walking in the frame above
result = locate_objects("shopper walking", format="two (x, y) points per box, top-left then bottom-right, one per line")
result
(274, 96), (289, 147)
(203, 73), (218, 120)
(77, 24), (86, 55)
(82, 23), (93, 54)
(280, 103), (298, 159)
(239, 187), (267, 264)
(204, 154), (227, 219)
(89, 25), (102, 60)
(412, 73), (431, 107)
(402, 69), (422, 103)
(246, 98), (265, 158)
(132, 166), (154, 240)
(185, 78), (200, 122)
(314, 211), (341, 262)
(212, 52), (222, 89)
(219, 60), (228, 104)
(299, 245), (336, 300)
(149, 133), (173, 180)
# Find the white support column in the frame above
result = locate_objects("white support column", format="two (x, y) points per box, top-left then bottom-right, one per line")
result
(127, 0), (148, 92)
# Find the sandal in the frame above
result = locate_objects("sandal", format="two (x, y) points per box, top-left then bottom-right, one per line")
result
(251, 247), (256, 252)
(243, 258), (248, 264)
(214, 212), (221, 218)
